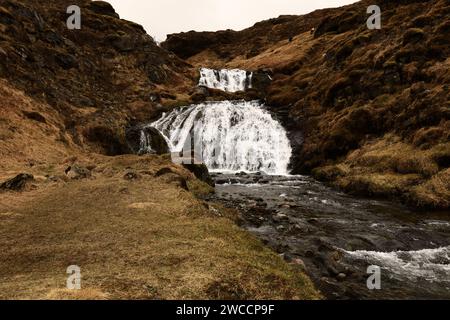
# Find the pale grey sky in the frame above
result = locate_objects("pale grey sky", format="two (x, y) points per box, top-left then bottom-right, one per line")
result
(106, 0), (359, 42)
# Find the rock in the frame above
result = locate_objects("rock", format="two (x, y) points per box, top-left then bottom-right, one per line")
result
(190, 86), (209, 103)
(110, 35), (138, 52)
(273, 213), (288, 223)
(55, 53), (78, 70)
(66, 165), (91, 180)
(251, 72), (272, 96)
(292, 258), (307, 269)
(0, 173), (34, 191)
(165, 175), (189, 191)
(126, 126), (170, 155)
(123, 171), (140, 181)
(23, 111), (46, 123)
(337, 273), (347, 281)
(155, 167), (174, 177)
(87, 1), (120, 18)
(182, 163), (215, 187)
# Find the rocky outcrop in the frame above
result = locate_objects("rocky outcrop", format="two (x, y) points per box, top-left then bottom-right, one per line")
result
(125, 126), (170, 155)
(182, 164), (215, 187)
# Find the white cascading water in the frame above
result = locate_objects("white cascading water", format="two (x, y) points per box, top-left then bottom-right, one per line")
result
(344, 246), (450, 283)
(150, 100), (292, 175)
(198, 68), (252, 93)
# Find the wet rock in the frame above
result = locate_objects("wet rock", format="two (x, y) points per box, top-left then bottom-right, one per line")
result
(251, 72), (272, 96)
(0, 173), (34, 191)
(337, 273), (347, 281)
(182, 163), (215, 187)
(126, 126), (169, 155)
(273, 213), (288, 223)
(215, 178), (240, 185)
(190, 86), (209, 103)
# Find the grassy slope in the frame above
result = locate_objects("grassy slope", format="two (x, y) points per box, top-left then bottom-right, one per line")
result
(0, 155), (320, 300)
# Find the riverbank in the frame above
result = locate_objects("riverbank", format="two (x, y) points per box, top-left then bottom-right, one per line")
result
(0, 155), (320, 300)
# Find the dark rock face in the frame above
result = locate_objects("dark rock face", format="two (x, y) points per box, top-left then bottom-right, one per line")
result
(0, 174), (34, 191)
(250, 72), (272, 97)
(84, 125), (130, 156)
(125, 126), (170, 155)
(182, 164), (215, 187)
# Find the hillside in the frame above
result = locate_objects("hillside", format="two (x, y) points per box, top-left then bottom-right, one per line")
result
(163, 0), (450, 209)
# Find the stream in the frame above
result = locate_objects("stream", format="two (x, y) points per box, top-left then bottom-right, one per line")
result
(209, 173), (450, 300)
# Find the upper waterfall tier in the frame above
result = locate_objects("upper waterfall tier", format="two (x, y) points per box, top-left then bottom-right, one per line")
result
(198, 68), (252, 93)
(150, 100), (292, 175)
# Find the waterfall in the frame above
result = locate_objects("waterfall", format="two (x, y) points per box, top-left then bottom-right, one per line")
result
(198, 68), (252, 93)
(150, 100), (292, 175)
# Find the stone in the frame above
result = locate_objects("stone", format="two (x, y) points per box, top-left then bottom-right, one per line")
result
(87, 1), (120, 18)
(0, 173), (34, 191)
(273, 213), (288, 223)
(23, 111), (46, 123)
(182, 163), (215, 187)
(190, 86), (209, 102)
(123, 171), (140, 181)
(155, 167), (174, 177)
(66, 165), (91, 180)
(337, 273), (347, 281)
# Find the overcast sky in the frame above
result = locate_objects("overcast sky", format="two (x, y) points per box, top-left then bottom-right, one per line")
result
(106, 0), (359, 42)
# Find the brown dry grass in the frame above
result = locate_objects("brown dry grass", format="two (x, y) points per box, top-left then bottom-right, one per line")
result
(0, 155), (320, 300)
(313, 134), (450, 208)
(0, 79), (80, 175)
